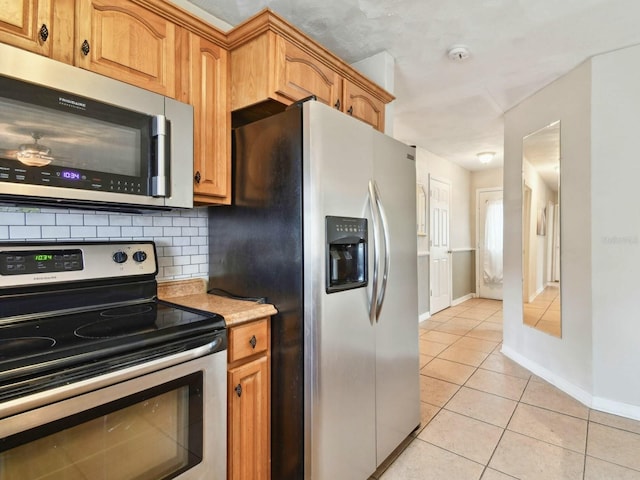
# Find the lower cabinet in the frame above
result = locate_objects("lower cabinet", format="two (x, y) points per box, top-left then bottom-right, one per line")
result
(227, 318), (270, 480)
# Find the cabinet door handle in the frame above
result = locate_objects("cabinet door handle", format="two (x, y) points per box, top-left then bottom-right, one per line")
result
(194, 171), (201, 184)
(334, 99), (341, 110)
(81, 40), (90, 56)
(235, 384), (242, 397)
(347, 106), (354, 115)
(39, 24), (49, 42)
(249, 335), (257, 349)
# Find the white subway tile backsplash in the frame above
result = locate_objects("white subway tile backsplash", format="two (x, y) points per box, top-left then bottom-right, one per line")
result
(70, 226), (97, 238)
(0, 206), (210, 281)
(42, 226), (71, 238)
(1, 212), (26, 225)
(152, 217), (172, 227)
(163, 227), (182, 237)
(132, 216), (153, 227)
(97, 226), (121, 237)
(26, 213), (56, 225)
(83, 214), (109, 226)
(56, 213), (84, 225)
(109, 215), (132, 226)
(121, 226), (143, 237)
(172, 217), (191, 227)
(10, 226), (40, 238)
(143, 226), (163, 237)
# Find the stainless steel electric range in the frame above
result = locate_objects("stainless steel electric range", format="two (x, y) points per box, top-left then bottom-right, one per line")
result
(0, 241), (227, 480)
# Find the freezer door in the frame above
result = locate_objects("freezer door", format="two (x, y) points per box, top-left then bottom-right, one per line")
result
(303, 101), (377, 480)
(372, 133), (421, 464)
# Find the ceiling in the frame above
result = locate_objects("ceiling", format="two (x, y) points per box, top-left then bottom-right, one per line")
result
(185, 0), (640, 171)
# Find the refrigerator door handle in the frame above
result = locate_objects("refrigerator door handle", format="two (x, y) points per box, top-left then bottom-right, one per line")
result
(373, 181), (390, 321)
(368, 180), (380, 324)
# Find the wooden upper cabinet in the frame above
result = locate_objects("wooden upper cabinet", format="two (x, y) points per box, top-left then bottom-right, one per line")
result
(275, 38), (341, 108)
(182, 32), (231, 205)
(75, 0), (177, 97)
(228, 10), (393, 131)
(0, 0), (55, 56)
(343, 79), (385, 131)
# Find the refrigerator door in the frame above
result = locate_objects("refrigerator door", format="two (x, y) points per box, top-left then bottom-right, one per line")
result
(209, 107), (306, 480)
(303, 101), (377, 480)
(371, 132), (421, 464)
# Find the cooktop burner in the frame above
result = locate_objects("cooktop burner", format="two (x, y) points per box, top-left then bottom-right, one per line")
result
(0, 337), (56, 360)
(99, 304), (155, 318)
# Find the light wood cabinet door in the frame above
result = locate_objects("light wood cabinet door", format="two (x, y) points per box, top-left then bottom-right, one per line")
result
(343, 79), (385, 131)
(184, 32), (231, 205)
(228, 355), (269, 480)
(275, 37), (341, 109)
(0, 0), (54, 56)
(74, 0), (177, 97)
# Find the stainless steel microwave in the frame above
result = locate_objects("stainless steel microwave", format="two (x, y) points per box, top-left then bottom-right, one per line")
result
(0, 43), (193, 211)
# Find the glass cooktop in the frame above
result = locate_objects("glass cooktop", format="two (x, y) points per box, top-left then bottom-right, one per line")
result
(0, 300), (225, 388)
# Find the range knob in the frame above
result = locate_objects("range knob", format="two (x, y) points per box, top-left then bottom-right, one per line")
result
(133, 250), (147, 263)
(112, 251), (128, 264)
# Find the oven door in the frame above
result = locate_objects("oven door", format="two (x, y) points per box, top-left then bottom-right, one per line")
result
(0, 347), (226, 480)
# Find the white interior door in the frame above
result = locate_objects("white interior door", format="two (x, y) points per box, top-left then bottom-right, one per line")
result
(477, 189), (503, 300)
(429, 177), (451, 314)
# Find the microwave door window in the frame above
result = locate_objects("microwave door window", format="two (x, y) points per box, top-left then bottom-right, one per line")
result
(0, 96), (146, 177)
(0, 76), (150, 183)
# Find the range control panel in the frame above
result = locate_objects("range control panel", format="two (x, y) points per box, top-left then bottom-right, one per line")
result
(0, 241), (157, 289)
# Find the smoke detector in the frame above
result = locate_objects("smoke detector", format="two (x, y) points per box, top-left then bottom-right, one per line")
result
(447, 45), (471, 62)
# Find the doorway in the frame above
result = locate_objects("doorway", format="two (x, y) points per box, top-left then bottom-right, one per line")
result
(477, 188), (503, 300)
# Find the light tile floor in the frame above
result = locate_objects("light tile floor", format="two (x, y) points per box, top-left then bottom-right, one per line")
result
(371, 298), (640, 480)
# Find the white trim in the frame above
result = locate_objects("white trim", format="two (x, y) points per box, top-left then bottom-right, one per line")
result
(450, 247), (476, 252)
(417, 250), (430, 257)
(419, 312), (431, 322)
(502, 345), (640, 421)
(501, 345), (593, 406)
(592, 396), (640, 422)
(452, 293), (475, 306)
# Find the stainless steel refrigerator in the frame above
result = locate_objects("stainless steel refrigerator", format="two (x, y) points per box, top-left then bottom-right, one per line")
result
(208, 100), (419, 480)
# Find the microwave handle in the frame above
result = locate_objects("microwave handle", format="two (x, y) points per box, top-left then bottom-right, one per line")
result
(151, 115), (168, 197)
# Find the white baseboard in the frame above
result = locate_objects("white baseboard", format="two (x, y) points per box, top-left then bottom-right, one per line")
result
(501, 345), (640, 421)
(501, 345), (592, 406)
(419, 312), (431, 322)
(592, 396), (640, 422)
(452, 293), (475, 306)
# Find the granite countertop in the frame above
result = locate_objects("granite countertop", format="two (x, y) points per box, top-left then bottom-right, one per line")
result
(157, 279), (277, 327)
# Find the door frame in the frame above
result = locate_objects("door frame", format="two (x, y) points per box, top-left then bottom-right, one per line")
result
(475, 187), (504, 299)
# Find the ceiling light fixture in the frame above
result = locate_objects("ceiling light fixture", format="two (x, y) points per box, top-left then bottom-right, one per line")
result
(476, 152), (495, 164)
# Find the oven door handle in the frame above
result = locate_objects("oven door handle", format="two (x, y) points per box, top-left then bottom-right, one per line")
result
(0, 335), (225, 420)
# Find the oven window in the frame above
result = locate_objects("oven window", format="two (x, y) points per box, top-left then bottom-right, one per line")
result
(0, 373), (203, 480)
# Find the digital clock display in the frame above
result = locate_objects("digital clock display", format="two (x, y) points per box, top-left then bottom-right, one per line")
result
(34, 254), (53, 261)
(61, 170), (81, 180)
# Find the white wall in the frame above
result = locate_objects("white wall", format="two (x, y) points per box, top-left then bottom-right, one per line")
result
(503, 59), (594, 403)
(591, 44), (640, 413)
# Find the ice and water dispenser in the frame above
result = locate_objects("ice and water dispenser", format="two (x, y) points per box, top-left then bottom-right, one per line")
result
(326, 216), (368, 293)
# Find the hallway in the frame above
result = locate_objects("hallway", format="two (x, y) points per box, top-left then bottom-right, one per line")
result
(373, 299), (640, 479)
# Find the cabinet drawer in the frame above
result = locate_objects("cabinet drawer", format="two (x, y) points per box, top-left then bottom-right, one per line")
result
(228, 318), (268, 363)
